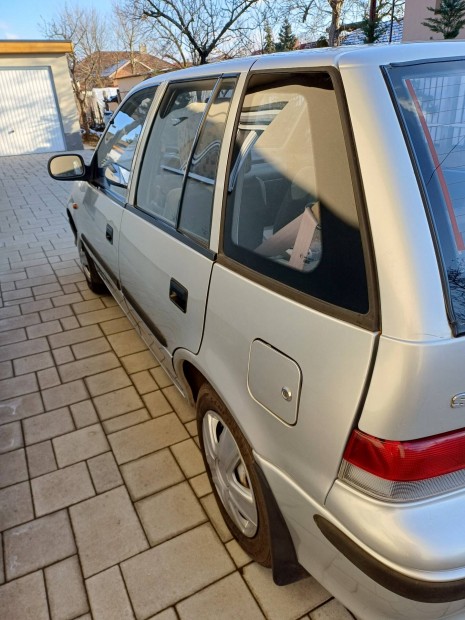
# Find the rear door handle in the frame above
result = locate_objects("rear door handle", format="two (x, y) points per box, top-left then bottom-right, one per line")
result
(106, 224), (113, 244)
(169, 278), (188, 313)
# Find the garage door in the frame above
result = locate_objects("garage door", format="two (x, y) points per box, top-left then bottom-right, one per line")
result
(0, 67), (66, 156)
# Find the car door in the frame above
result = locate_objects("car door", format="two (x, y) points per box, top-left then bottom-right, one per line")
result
(200, 68), (379, 505)
(118, 76), (238, 365)
(74, 86), (157, 296)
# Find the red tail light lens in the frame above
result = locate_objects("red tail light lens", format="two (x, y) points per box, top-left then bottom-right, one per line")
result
(339, 428), (465, 502)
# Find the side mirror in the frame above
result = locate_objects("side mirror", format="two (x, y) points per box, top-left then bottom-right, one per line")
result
(48, 154), (87, 181)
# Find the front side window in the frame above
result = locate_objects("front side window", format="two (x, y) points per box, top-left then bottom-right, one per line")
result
(94, 87), (156, 200)
(136, 80), (217, 225)
(386, 60), (465, 334)
(223, 73), (368, 314)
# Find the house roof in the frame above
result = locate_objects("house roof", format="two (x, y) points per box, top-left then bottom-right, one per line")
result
(76, 51), (174, 86)
(341, 18), (403, 45)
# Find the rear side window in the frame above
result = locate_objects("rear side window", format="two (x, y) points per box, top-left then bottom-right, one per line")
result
(94, 87), (156, 201)
(223, 72), (369, 314)
(386, 61), (465, 334)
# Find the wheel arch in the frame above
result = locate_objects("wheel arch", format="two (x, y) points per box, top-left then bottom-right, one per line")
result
(180, 359), (309, 586)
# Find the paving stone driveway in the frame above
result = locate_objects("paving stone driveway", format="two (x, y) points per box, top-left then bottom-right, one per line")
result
(0, 153), (354, 620)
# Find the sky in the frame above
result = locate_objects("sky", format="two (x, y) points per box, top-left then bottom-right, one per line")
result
(0, 0), (114, 40)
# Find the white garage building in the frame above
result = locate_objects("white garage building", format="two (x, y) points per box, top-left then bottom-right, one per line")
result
(0, 40), (82, 156)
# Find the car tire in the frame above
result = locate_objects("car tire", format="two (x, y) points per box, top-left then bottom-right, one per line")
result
(197, 383), (272, 567)
(78, 241), (107, 295)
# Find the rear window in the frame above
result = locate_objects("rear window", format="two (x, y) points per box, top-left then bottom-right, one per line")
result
(386, 60), (465, 335)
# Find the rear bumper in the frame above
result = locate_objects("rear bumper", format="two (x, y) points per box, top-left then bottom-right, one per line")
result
(315, 515), (465, 604)
(256, 454), (465, 620)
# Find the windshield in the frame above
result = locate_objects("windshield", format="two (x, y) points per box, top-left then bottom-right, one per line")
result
(386, 59), (465, 335)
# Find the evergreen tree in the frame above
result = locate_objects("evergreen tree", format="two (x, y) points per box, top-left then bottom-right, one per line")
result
(276, 18), (297, 52)
(264, 21), (276, 54)
(422, 0), (465, 39)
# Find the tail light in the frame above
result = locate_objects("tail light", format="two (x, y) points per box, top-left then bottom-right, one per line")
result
(339, 428), (465, 502)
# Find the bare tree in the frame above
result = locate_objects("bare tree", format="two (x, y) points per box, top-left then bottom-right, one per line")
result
(126, 0), (263, 64)
(112, 4), (147, 73)
(40, 4), (109, 133)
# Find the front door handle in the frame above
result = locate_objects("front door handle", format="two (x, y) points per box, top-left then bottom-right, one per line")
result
(169, 278), (188, 313)
(106, 224), (113, 244)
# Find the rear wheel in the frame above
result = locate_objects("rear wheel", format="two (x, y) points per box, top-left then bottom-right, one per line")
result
(79, 241), (107, 294)
(197, 384), (271, 566)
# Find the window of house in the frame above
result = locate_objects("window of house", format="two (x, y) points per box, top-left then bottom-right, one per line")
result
(223, 73), (369, 314)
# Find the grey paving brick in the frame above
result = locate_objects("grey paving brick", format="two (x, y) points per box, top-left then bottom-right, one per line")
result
(0, 327), (26, 346)
(162, 386), (196, 423)
(0, 421), (23, 454)
(0, 373), (38, 400)
(242, 565), (331, 620)
(26, 441), (57, 478)
(121, 524), (234, 619)
(45, 555), (89, 620)
(70, 486), (148, 577)
(32, 282), (62, 296)
(93, 386), (144, 421)
(130, 370), (158, 395)
(86, 566), (135, 620)
(60, 315), (80, 331)
(26, 319), (63, 339)
(40, 305), (74, 322)
(0, 336), (49, 362)
(0, 448), (28, 488)
(100, 316), (132, 335)
(170, 439), (205, 479)
(0, 313), (42, 334)
(0, 305), (20, 319)
(52, 346), (74, 365)
(109, 414), (189, 464)
(176, 573), (265, 620)
(225, 539), (252, 569)
(0, 571), (49, 620)
(20, 298), (53, 314)
(32, 462), (95, 516)
(52, 292), (84, 307)
(72, 337), (111, 359)
(85, 366), (132, 397)
(70, 400), (99, 428)
(136, 482), (206, 546)
(0, 360), (13, 380)
(141, 390), (172, 419)
(72, 299), (106, 314)
(0, 481), (34, 531)
(120, 350), (158, 374)
(102, 408), (150, 435)
(14, 351), (54, 375)
(58, 351), (120, 383)
(17, 274), (57, 289)
(3, 287), (31, 301)
(37, 366), (61, 390)
(0, 392), (44, 425)
(23, 407), (74, 445)
(77, 306), (124, 326)
(87, 451), (123, 493)
(42, 380), (88, 411)
(53, 424), (109, 467)
(4, 510), (76, 580)
(121, 449), (184, 500)
(200, 493), (233, 543)
(107, 330), (147, 357)
(49, 324), (102, 349)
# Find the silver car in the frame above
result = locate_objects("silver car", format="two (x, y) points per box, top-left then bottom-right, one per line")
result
(49, 42), (465, 619)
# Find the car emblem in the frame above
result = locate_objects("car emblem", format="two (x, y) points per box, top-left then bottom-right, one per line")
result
(451, 393), (465, 408)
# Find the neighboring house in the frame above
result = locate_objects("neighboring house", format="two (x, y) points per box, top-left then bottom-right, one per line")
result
(0, 40), (82, 156)
(341, 19), (404, 45)
(76, 51), (174, 124)
(403, 0), (465, 41)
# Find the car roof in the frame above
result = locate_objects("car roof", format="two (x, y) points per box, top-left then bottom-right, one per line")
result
(132, 41), (465, 94)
